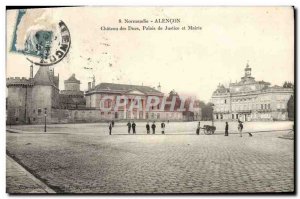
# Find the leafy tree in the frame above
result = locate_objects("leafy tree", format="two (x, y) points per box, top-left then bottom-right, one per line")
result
(287, 95), (294, 121)
(283, 81), (294, 88)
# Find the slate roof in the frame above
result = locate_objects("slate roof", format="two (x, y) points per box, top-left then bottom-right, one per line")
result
(90, 82), (163, 95)
(65, 74), (80, 84)
(33, 66), (55, 86)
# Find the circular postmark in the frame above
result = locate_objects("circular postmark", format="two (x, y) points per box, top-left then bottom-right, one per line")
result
(25, 20), (71, 66)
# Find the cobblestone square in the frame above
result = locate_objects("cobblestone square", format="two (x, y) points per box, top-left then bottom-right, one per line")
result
(6, 121), (294, 193)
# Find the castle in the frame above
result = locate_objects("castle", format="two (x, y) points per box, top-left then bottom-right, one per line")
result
(7, 65), (198, 124)
(6, 65), (85, 124)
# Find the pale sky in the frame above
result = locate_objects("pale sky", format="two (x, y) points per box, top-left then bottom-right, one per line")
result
(6, 7), (294, 102)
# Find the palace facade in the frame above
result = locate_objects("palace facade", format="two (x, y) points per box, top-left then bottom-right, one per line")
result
(211, 64), (293, 121)
(84, 82), (184, 121)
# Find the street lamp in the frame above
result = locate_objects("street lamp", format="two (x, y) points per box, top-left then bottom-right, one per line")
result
(44, 108), (47, 132)
(211, 103), (215, 126)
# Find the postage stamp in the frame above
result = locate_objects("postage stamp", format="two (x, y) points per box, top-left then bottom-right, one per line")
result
(10, 9), (71, 66)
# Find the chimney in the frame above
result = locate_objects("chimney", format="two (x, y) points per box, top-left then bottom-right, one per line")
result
(92, 75), (95, 89)
(88, 82), (91, 90)
(30, 64), (33, 78)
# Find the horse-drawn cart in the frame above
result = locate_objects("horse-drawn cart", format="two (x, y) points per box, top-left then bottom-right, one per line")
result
(202, 125), (216, 135)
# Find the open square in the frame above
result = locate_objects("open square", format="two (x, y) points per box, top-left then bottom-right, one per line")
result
(6, 121), (294, 193)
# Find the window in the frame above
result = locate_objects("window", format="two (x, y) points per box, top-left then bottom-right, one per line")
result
(232, 114), (234, 119)
(236, 114), (238, 119)
(33, 109), (35, 114)
(224, 99), (227, 104)
(268, 104), (271, 109)
(216, 114), (219, 119)
(264, 104), (267, 109)
(101, 112), (104, 115)
(15, 117), (18, 122)
(261, 104), (264, 110)
(115, 112), (118, 119)
(220, 114), (223, 119)
(33, 118), (36, 121)
(38, 108), (42, 116)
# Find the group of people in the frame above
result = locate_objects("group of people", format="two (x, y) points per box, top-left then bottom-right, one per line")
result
(109, 120), (253, 136)
(196, 120), (252, 137)
(108, 121), (166, 135)
(127, 121), (166, 135)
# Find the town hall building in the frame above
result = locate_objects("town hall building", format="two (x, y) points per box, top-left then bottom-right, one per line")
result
(211, 63), (294, 121)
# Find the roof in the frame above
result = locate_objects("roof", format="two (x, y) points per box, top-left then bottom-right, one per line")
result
(65, 74), (80, 84)
(89, 82), (163, 95)
(33, 66), (55, 86)
(213, 84), (229, 94)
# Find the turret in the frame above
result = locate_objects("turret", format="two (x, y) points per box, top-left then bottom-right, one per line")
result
(157, 82), (161, 92)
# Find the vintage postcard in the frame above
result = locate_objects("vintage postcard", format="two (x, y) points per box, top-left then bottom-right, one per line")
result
(6, 6), (294, 194)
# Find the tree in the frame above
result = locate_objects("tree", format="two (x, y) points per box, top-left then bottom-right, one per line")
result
(201, 102), (214, 121)
(287, 95), (294, 121)
(283, 81), (294, 89)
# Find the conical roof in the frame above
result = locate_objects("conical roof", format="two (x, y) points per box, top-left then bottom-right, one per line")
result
(33, 66), (54, 86)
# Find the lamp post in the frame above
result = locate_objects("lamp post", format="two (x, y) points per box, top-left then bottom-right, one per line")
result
(44, 108), (47, 132)
(211, 103), (215, 126)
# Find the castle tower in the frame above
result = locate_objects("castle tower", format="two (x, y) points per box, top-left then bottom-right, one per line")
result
(6, 77), (33, 124)
(31, 66), (60, 123)
(64, 73), (81, 91)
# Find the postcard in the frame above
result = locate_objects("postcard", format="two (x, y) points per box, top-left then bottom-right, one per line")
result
(6, 6), (294, 194)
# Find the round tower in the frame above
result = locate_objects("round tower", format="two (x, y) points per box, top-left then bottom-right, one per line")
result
(6, 77), (33, 124)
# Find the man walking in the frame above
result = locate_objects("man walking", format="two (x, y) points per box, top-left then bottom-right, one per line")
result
(196, 121), (200, 135)
(225, 122), (229, 136)
(238, 120), (243, 137)
(109, 121), (112, 135)
(146, 122), (150, 134)
(151, 121), (156, 134)
(132, 121), (136, 134)
(127, 121), (131, 134)
(161, 121), (165, 134)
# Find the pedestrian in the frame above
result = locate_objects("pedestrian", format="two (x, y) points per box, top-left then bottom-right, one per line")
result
(109, 121), (112, 135)
(112, 120), (115, 127)
(161, 121), (165, 134)
(127, 121), (131, 134)
(196, 121), (200, 135)
(151, 121), (156, 134)
(146, 122), (150, 134)
(238, 120), (243, 137)
(225, 122), (229, 136)
(132, 121), (136, 134)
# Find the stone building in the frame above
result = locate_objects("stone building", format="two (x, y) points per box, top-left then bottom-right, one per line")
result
(84, 82), (184, 121)
(60, 74), (86, 109)
(6, 66), (60, 124)
(211, 63), (294, 121)
(6, 66), (188, 124)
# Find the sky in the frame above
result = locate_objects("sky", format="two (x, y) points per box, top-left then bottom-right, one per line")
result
(6, 7), (294, 102)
